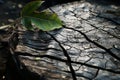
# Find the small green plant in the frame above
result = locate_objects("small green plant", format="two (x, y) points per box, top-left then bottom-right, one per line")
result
(21, 0), (63, 31)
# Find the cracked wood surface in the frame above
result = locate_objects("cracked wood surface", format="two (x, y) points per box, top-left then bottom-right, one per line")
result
(15, 1), (120, 80)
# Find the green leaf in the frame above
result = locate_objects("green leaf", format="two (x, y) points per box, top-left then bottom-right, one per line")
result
(21, 0), (44, 16)
(21, 0), (62, 31)
(21, 17), (33, 30)
(30, 12), (62, 31)
(22, 12), (63, 31)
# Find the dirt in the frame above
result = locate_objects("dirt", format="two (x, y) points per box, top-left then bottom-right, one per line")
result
(0, 0), (25, 26)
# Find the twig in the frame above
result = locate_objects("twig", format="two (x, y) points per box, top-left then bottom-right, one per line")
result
(0, 25), (12, 30)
